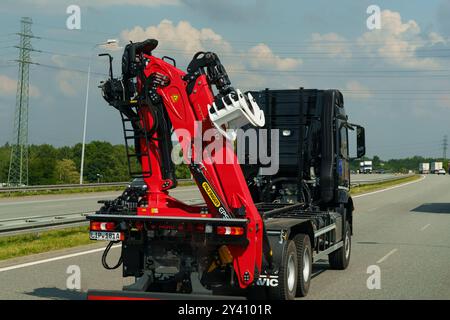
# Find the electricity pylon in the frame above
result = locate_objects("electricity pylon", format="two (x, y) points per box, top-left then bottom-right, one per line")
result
(8, 17), (34, 186)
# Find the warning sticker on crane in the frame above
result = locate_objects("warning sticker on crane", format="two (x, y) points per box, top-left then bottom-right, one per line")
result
(201, 182), (221, 208)
(171, 94), (180, 103)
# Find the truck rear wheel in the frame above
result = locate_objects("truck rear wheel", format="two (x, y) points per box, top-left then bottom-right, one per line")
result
(294, 234), (312, 297)
(268, 239), (298, 300)
(329, 221), (351, 270)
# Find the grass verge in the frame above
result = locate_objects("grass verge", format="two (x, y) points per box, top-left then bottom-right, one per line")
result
(0, 175), (422, 261)
(350, 174), (421, 196)
(0, 181), (195, 198)
(0, 226), (91, 261)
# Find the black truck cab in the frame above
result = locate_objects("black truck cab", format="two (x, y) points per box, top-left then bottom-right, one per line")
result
(243, 88), (365, 211)
(236, 88), (366, 299)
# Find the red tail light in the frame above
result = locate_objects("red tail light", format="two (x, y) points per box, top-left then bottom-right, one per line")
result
(90, 221), (116, 231)
(195, 224), (205, 233)
(135, 222), (144, 231)
(216, 226), (244, 236)
(158, 224), (176, 230)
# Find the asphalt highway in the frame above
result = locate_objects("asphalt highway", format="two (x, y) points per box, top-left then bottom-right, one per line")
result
(0, 186), (202, 221)
(351, 173), (398, 183)
(0, 174), (448, 299)
(0, 174), (393, 221)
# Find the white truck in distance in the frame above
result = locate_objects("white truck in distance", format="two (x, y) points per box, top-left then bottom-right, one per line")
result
(360, 160), (373, 174)
(419, 163), (430, 174)
(431, 162), (443, 174)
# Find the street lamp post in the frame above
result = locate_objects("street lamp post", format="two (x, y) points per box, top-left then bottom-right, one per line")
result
(79, 39), (118, 184)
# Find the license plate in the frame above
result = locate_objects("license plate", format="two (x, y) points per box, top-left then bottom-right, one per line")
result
(90, 231), (122, 241)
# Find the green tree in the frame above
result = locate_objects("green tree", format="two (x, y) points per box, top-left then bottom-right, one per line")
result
(0, 144), (11, 183)
(29, 144), (58, 185)
(55, 159), (79, 184)
(82, 141), (130, 183)
(175, 164), (191, 179)
(372, 155), (381, 169)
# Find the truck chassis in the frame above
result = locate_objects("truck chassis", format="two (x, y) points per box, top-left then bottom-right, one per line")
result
(87, 200), (351, 300)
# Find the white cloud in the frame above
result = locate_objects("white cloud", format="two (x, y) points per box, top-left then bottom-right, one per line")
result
(29, 86), (41, 98)
(0, 75), (16, 96)
(0, 74), (41, 98)
(428, 31), (446, 45)
(436, 93), (450, 110)
(121, 19), (232, 54)
(56, 71), (79, 96)
(99, 42), (123, 52)
(357, 10), (441, 69)
(51, 55), (84, 97)
(344, 80), (373, 100)
(247, 43), (301, 71)
(120, 20), (302, 88)
(310, 33), (352, 58)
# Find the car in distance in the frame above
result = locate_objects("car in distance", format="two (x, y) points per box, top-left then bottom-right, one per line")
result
(437, 168), (446, 175)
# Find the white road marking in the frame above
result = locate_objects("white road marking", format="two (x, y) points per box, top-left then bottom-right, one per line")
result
(353, 175), (425, 199)
(0, 245), (121, 273)
(376, 248), (398, 264)
(420, 223), (431, 231)
(0, 194), (121, 206)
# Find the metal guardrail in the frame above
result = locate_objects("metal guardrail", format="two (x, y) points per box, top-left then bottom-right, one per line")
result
(0, 179), (192, 193)
(350, 174), (414, 187)
(0, 196), (205, 236)
(0, 176), (406, 193)
(0, 182), (128, 193)
(0, 211), (93, 236)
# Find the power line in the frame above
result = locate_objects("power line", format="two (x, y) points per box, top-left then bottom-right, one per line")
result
(28, 62), (450, 83)
(38, 35), (98, 46)
(38, 49), (90, 60)
(159, 46), (450, 55)
(29, 20), (450, 50)
(21, 57), (450, 80)
(22, 50), (450, 80)
(29, 45), (450, 61)
(28, 22), (446, 47)
(118, 36), (450, 47)
(21, 31), (450, 59)
(225, 69), (450, 77)
(30, 62), (108, 77)
(26, 59), (450, 97)
(18, 50), (450, 80)
(25, 47), (450, 74)
(32, 22), (116, 37)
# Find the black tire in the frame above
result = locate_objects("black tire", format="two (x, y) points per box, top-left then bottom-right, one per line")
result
(268, 240), (298, 300)
(329, 221), (351, 270)
(294, 234), (312, 297)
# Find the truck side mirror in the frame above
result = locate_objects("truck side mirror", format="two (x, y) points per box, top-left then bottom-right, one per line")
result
(356, 126), (366, 158)
(99, 53), (114, 80)
(347, 123), (366, 160)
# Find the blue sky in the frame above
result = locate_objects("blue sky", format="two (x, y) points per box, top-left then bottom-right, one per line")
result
(1, 0), (450, 159)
